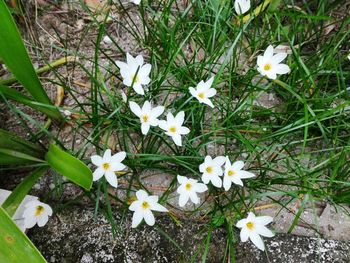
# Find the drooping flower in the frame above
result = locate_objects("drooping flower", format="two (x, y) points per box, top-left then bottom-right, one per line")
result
(129, 190), (168, 228)
(257, 45), (290, 80)
(236, 212), (274, 251)
(22, 200), (53, 229)
(199, 156), (226, 188)
(90, 149), (126, 188)
(234, 0), (251, 15)
(158, 111), (190, 146)
(176, 175), (208, 207)
(129, 101), (165, 135)
(116, 53), (151, 95)
(223, 157), (255, 190)
(189, 76), (216, 108)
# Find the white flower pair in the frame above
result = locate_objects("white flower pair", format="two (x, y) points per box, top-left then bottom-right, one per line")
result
(200, 156), (255, 190)
(129, 101), (190, 146)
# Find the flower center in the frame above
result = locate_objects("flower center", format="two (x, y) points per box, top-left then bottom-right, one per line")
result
(228, 170), (235, 177)
(103, 163), (110, 170)
(142, 201), (150, 209)
(246, 221), (254, 230)
(264, 63), (271, 71)
(142, 115), (149, 122)
(35, 206), (45, 217)
(169, 126), (177, 133)
(198, 92), (205, 99)
(206, 166), (213, 174)
(132, 74), (140, 84)
(185, 183), (192, 190)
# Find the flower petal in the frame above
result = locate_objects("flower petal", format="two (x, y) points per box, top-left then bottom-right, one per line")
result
(177, 175), (187, 184)
(255, 216), (273, 225)
(143, 209), (155, 226)
(179, 193), (189, 207)
(131, 210), (143, 228)
(91, 155), (103, 166)
(93, 167), (105, 181)
(136, 190), (148, 201)
(232, 160), (244, 171)
(240, 228), (249, 242)
(172, 134), (182, 146)
(129, 101), (142, 117)
(110, 151), (126, 163)
(256, 225), (275, 238)
(249, 232), (265, 251)
(105, 171), (118, 188)
(141, 123), (150, 135)
(194, 183), (207, 193)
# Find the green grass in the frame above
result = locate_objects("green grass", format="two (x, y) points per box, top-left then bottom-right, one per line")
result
(1, 0), (350, 261)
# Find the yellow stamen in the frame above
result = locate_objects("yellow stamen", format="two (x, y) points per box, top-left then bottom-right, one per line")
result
(185, 183), (192, 190)
(35, 206), (45, 217)
(103, 163), (110, 170)
(206, 166), (213, 173)
(198, 93), (205, 99)
(264, 63), (271, 71)
(169, 126), (177, 133)
(142, 201), (150, 209)
(228, 170), (235, 176)
(142, 115), (149, 122)
(246, 221), (254, 230)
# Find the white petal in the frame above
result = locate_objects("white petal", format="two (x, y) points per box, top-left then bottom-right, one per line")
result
(103, 149), (112, 162)
(188, 191), (199, 204)
(256, 225), (275, 238)
(206, 88), (216, 98)
(152, 106), (165, 118)
(202, 98), (214, 108)
(151, 202), (168, 212)
(223, 176), (232, 191)
(110, 163), (126, 172)
(110, 151), (126, 163)
(210, 175), (222, 188)
(24, 216), (37, 229)
(264, 45), (274, 60)
(237, 170), (255, 179)
(139, 63), (151, 77)
(179, 126), (190, 135)
(141, 123), (150, 135)
(172, 134), (182, 146)
(179, 193), (189, 207)
(158, 120), (168, 131)
(232, 177), (244, 187)
(105, 171), (118, 188)
(271, 53), (287, 64)
(131, 210), (144, 228)
(143, 209), (155, 226)
(136, 190), (148, 201)
(177, 175), (187, 184)
(189, 87), (196, 98)
(43, 204), (53, 216)
(255, 216), (273, 225)
(194, 183), (207, 193)
(91, 155), (103, 166)
(275, 64), (291, 74)
(240, 228), (249, 242)
(213, 156), (226, 166)
(129, 101), (142, 117)
(93, 167), (105, 181)
(236, 218), (247, 228)
(249, 232), (265, 251)
(266, 71), (277, 80)
(37, 215), (49, 227)
(135, 54), (144, 66)
(201, 174), (210, 184)
(205, 76), (214, 88)
(232, 160), (244, 170)
(133, 83), (145, 95)
(129, 200), (140, 211)
(175, 111), (185, 125)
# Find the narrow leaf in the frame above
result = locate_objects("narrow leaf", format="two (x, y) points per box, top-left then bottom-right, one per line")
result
(0, 149), (45, 165)
(0, 206), (47, 263)
(45, 144), (93, 190)
(2, 167), (48, 217)
(0, 1), (61, 120)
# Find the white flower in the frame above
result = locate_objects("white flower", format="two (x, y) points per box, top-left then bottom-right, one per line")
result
(129, 101), (165, 135)
(257, 45), (291, 80)
(176, 175), (208, 207)
(158, 111), (190, 146)
(236, 212), (274, 251)
(102, 35), (112, 45)
(90, 149), (126, 188)
(199, 156), (226, 188)
(22, 200), (52, 229)
(189, 76), (216, 108)
(130, 0), (141, 5)
(223, 157), (255, 190)
(116, 53), (151, 95)
(129, 190), (168, 228)
(234, 0), (251, 15)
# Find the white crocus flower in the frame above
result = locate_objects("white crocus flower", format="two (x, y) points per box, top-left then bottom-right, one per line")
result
(234, 0), (251, 15)
(90, 149), (126, 188)
(257, 45), (291, 80)
(22, 200), (53, 228)
(116, 53), (151, 95)
(129, 190), (168, 228)
(189, 76), (216, 108)
(176, 175), (208, 207)
(223, 157), (255, 190)
(158, 111), (190, 146)
(129, 101), (165, 135)
(199, 156), (226, 188)
(236, 212), (274, 251)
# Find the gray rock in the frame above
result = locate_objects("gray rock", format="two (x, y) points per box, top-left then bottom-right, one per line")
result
(28, 206), (350, 263)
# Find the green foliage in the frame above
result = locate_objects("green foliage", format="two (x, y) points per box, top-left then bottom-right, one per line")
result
(2, 167), (48, 217)
(45, 144), (93, 190)
(0, 206), (46, 263)
(0, 0), (61, 120)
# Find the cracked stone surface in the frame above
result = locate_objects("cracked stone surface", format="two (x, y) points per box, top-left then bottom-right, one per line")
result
(28, 206), (350, 263)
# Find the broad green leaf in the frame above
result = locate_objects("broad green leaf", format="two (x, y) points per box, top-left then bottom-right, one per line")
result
(0, 1), (61, 120)
(2, 167), (48, 217)
(0, 149), (45, 165)
(45, 144), (93, 190)
(0, 206), (47, 263)
(0, 129), (45, 159)
(0, 84), (59, 117)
